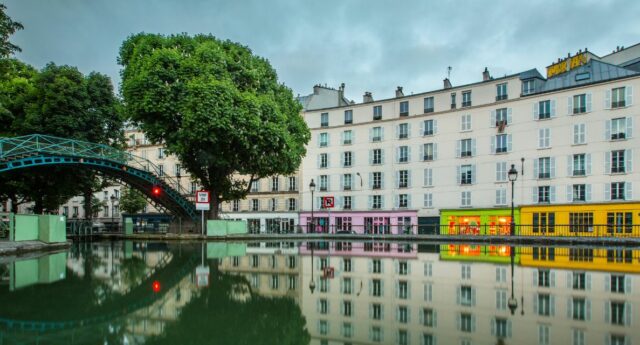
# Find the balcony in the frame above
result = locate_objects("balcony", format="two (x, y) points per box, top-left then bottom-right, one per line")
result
(462, 101), (472, 108)
(424, 107), (434, 113)
(343, 186), (352, 191)
(423, 130), (434, 136)
(538, 172), (550, 179)
(611, 133), (626, 140)
(398, 133), (408, 139)
(321, 122), (329, 127)
(320, 142), (328, 147)
(423, 155), (434, 161)
(573, 169), (586, 176)
(461, 151), (472, 158)
(399, 111), (409, 117)
(496, 94), (508, 101)
(450, 103), (456, 109)
(573, 107), (586, 114)
(495, 147), (507, 153)
(372, 184), (382, 190)
(343, 139), (352, 145)
(372, 136), (382, 142)
(373, 114), (382, 121)
(320, 186), (328, 192)
(612, 100), (626, 108)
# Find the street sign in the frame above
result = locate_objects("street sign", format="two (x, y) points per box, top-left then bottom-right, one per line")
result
(322, 266), (334, 279)
(195, 190), (210, 211)
(196, 265), (210, 288)
(322, 196), (335, 209)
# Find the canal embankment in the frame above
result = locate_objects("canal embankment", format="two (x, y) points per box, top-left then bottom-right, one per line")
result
(0, 240), (72, 257)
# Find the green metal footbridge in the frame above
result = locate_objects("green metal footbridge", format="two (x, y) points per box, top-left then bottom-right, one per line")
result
(0, 134), (198, 220)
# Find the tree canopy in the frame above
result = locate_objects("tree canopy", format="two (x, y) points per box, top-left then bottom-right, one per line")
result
(119, 187), (147, 214)
(119, 33), (310, 218)
(0, 3), (23, 58)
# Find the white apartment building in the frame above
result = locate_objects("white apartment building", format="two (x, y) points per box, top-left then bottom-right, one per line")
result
(300, 44), (640, 234)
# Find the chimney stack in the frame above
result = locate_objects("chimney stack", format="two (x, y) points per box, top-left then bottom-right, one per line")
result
(443, 78), (452, 89)
(338, 83), (345, 100)
(395, 86), (404, 98)
(363, 92), (373, 103)
(313, 84), (321, 95)
(482, 67), (490, 81)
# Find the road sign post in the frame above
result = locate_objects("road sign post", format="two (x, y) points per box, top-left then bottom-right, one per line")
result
(322, 197), (334, 233)
(195, 190), (210, 236)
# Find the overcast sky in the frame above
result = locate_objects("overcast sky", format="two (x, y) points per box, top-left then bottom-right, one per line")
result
(5, 0), (640, 102)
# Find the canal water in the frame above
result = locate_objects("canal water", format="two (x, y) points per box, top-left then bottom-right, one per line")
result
(0, 241), (637, 345)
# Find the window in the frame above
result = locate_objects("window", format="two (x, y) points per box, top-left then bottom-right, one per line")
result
(344, 110), (353, 124)
(72, 206), (79, 217)
(373, 259), (382, 273)
(611, 87), (626, 108)
(373, 105), (382, 120)
(573, 94), (586, 114)
(320, 112), (329, 127)
(371, 126), (383, 142)
(251, 180), (259, 192)
(496, 289), (507, 309)
(538, 324), (550, 345)
(496, 83), (508, 101)
(610, 182), (626, 200)
(423, 168), (433, 186)
(569, 212), (593, 232)
(371, 195), (382, 209)
(371, 326), (382, 342)
(398, 123), (409, 139)
(496, 162), (507, 181)
(288, 198), (297, 211)
(533, 212), (556, 233)
(343, 258), (352, 272)
(607, 212), (633, 234)
(572, 272), (586, 290)
(523, 79), (535, 95)
(372, 148), (383, 165)
(460, 114), (472, 131)
(572, 154), (586, 176)
(572, 184), (586, 202)
(461, 191), (471, 207)
(342, 130), (353, 145)
(611, 150), (626, 173)
(157, 147), (165, 159)
(271, 177), (279, 191)
(610, 275), (626, 293)
(343, 301), (352, 317)
(319, 175), (328, 191)
(462, 91), (472, 107)
(398, 194), (408, 208)
(288, 176), (297, 191)
(342, 196), (352, 210)
(459, 165), (473, 185)
(495, 134), (509, 153)
(190, 182), (197, 193)
(422, 143), (436, 161)
(450, 92), (456, 109)
(573, 124), (586, 144)
(462, 264), (471, 279)
(424, 96), (434, 113)
(572, 298), (586, 320)
(538, 128), (550, 148)
(158, 164), (164, 176)
(342, 173), (353, 190)
(319, 153), (328, 168)
(250, 199), (259, 211)
(495, 108), (509, 126)
(398, 306), (408, 323)
(232, 200), (240, 212)
(537, 293), (551, 316)
(398, 281), (408, 298)
(460, 313), (473, 332)
(399, 101), (409, 116)
(538, 186), (550, 203)
(398, 170), (409, 188)
(288, 275), (296, 290)
(460, 285), (473, 305)
(610, 117), (631, 140)
(423, 193), (433, 208)
(343, 151), (352, 167)
(459, 139), (473, 157)
(538, 100), (551, 119)
(422, 119), (435, 136)
(496, 188), (507, 205)
(372, 172), (382, 189)
(537, 157), (552, 179)
(319, 132), (328, 147)
(319, 320), (328, 335)
(572, 329), (585, 345)
(398, 330), (408, 345)
(610, 335), (626, 345)
(423, 308), (436, 327)
(175, 164), (181, 176)
(494, 318), (509, 338)
(610, 301), (626, 325)
(397, 146), (409, 163)
(372, 279), (382, 296)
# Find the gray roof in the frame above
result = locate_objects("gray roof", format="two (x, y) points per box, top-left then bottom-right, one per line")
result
(519, 68), (545, 80)
(540, 59), (638, 93)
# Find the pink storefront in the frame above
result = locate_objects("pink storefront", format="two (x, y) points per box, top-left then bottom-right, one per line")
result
(298, 210), (418, 235)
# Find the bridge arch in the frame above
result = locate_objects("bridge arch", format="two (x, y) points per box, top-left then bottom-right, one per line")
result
(0, 134), (197, 220)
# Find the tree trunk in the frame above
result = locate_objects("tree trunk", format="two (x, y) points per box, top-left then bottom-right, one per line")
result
(83, 188), (93, 220)
(33, 196), (44, 214)
(10, 195), (18, 213)
(207, 193), (220, 220)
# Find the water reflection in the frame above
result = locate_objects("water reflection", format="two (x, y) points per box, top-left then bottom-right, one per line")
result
(0, 241), (638, 345)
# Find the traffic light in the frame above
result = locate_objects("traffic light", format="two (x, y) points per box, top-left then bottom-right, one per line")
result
(152, 280), (161, 293)
(152, 185), (162, 196)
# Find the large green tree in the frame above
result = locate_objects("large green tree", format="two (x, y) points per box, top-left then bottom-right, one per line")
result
(119, 33), (310, 218)
(0, 3), (23, 58)
(119, 187), (147, 214)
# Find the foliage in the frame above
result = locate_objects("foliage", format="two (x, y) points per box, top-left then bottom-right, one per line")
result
(119, 33), (310, 218)
(119, 187), (147, 214)
(0, 3), (23, 58)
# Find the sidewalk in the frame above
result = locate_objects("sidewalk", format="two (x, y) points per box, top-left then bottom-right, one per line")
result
(0, 240), (71, 257)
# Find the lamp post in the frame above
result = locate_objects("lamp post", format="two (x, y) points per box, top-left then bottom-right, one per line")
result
(309, 242), (316, 294)
(110, 194), (118, 232)
(508, 245), (518, 315)
(309, 179), (316, 234)
(508, 164), (518, 236)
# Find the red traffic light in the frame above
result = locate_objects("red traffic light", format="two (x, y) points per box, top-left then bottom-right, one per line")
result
(152, 186), (162, 196)
(152, 280), (161, 293)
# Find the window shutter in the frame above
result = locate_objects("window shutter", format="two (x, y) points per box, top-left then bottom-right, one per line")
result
(471, 165), (477, 184)
(380, 127), (384, 141)
(471, 139), (476, 156)
(433, 144), (438, 160)
(407, 146), (411, 162)
(625, 182), (633, 200)
(380, 149), (385, 164)
(327, 153), (331, 168)
(550, 100), (556, 117)
(533, 159), (539, 177)
(456, 140), (461, 158)
(533, 295), (538, 313)
(566, 299), (572, 318)
(368, 172), (373, 189)
(471, 287), (477, 306)
(327, 133), (330, 146)
(550, 295), (556, 316)
(317, 155), (321, 168)
(532, 187), (538, 203)
(626, 149), (633, 173)
(626, 86), (633, 106)
(381, 173), (385, 189)
(395, 147), (400, 163)
(369, 128), (373, 142)
(433, 120), (438, 134)
(605, 120), (611, 140)
(507, 108), (513, 124)
(586, 93), (592, 112)
(369, 150), (373, 164)
(586, 185), (592, 201)
(586, 154), (592, 175)
(550, 157), (556, 178)
(491, 136), (496, 154)
(538, 129), (544, 148)
(456, 166), (461, 185)
(605, 90), (612, 109)
(337, 196), (343, 209)
(605, 152), (611, 174)
(533, 102), (539, 120)
(604, 274), (610, 292)
(420, 121), (425, 136)
(340, 174), (344, 189)
(408, 171), (412, 188)
(604, 301), (610, 323)
(507, 134), (513, 152)
(625, 276), (632, 294)
(532, 270), (539, 286)
(550, 186), (556, 203)
(395, 171), (400, 189)
(368, 195), (373, 209)
(407, 194), (412, 208)
(380, 196), (385, 209)
(491, 110), (496, 126)
(341, 131), (345, 143)
(567, 96), (573, 115)
(627, 117), (633, 138)
(395, 124), (400, 139)
(604, 184), (611, 201)
(625, 302), (632, 326)
(407, 123), (412, 137)
(567, 155), (573, 176)
(566, 185), (573, 202)
(420, 144), (425, 161)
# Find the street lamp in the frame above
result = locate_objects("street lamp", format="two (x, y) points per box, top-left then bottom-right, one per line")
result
(309, 242), (316, 294)
(110, 194), (119, 232)
(309, 179), (316, 234)
(508, 245), (518, 315)
(508, 164), (518, 236)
